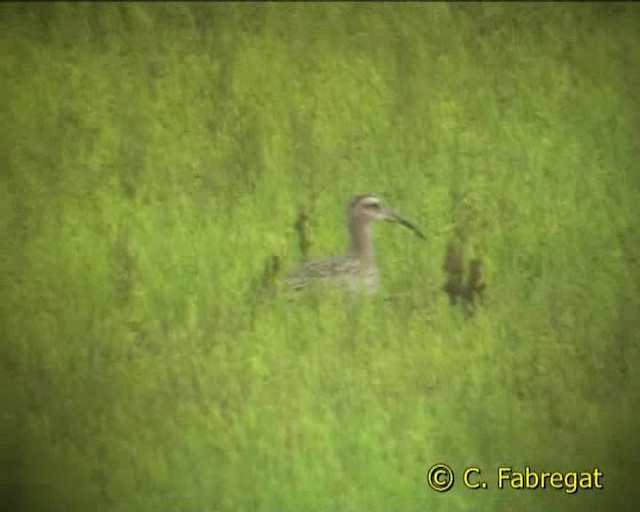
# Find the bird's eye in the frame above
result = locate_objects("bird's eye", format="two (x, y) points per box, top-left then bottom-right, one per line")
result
(366, 202), (381, 210)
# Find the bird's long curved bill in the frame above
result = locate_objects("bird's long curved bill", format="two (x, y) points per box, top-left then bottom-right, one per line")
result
(384, 209), (426, 240)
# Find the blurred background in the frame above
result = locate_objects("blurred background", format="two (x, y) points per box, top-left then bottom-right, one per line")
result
(1, 3), (639, 511)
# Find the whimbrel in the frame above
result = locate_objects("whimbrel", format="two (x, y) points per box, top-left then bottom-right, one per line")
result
(286, 194), (426, 294)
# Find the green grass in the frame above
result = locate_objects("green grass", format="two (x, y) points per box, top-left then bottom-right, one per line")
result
(1, 2), (639, 511)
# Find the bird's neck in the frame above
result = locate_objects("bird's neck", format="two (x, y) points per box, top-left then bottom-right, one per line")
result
(349, 221), (375, 266)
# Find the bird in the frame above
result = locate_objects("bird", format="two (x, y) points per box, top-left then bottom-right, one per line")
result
(286, 194), (426, 294)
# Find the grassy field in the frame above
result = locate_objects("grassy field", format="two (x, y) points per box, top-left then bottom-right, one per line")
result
(1, 2), (639, 511)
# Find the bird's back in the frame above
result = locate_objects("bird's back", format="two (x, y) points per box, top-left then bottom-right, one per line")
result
(286, 255), (378, 293)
